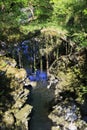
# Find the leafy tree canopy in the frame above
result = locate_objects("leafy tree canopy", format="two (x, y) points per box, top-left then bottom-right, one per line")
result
(0, 0), (87, 46)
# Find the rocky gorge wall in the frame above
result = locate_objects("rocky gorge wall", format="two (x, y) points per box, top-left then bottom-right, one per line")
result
(1, 28), (87, 130)
(48, 47), (87, 130)
(0, 56), (32, 130)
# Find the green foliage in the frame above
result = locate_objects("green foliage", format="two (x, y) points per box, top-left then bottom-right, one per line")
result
(0, 0), (87, 27)
(0, 0), (29, 42)
(83, 9), (87, 15)
(33, 0), (53, 21)
(80, 85), (87, 93)
(0, 0), (87, 48)
(72, 32), (87, 47)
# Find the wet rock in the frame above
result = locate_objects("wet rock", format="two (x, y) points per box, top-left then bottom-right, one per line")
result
(51, 126), (60, 130)
(15, 104), (32, 121)
(68, 123), (77, 130)
(0, 56), (32, 130)
(6, 67), (27, 82)
(0, 41), (7, 56)
(49, 102), (85, 130)
(47, 74), (58, 89)
(23, 77), (30, 86)
(4, 59), (17, 67)
(15, 104), (32, 130)
(0, 50), (6, 56)
(12, 89), (29, 109)
(3, 111), (15, 126)
(65, 105), (78, 122)
(14, 68), (27, 82)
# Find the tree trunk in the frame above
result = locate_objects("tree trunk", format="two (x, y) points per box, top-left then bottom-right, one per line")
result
(56, 48), (59, 60)
(18, 50), (22, 68)
(46, 54), (49, 74)
(40, 56), (43, 72)
(33, 53), (36, 72)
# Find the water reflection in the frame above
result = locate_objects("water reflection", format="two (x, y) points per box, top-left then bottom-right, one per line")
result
(28, 86), (53, 130)
(20, 40), (53, 130)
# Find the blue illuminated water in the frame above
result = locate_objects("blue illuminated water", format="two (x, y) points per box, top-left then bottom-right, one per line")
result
(28, 70), (47, 81)
(20, 40), (48, 81)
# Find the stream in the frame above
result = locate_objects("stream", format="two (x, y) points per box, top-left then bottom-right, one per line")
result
(29, 86), (53, 130)
(17, 40), (53, 130)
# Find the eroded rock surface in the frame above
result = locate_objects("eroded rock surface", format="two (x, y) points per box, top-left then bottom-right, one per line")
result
(48, 48), (87, 130)
(0, 56), (32, 130)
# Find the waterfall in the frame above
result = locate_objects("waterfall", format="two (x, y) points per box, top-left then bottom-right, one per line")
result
(17, 40), (48, 82)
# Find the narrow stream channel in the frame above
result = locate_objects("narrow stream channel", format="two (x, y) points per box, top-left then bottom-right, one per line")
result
(28, 83), (53, 130)
(18, 40), (54, 130)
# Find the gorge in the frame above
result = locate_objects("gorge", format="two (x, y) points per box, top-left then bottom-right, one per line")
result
(1, 1), (87, 130)
(0, 28), (87, 130)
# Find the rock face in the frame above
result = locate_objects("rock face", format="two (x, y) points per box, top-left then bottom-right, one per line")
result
(0, 56), (32, 130)
(1, 31), (87, 130)
(48, 48), (87, 130)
